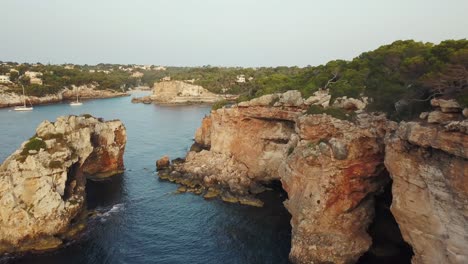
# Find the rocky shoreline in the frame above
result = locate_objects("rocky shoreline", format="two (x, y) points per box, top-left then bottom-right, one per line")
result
(0, 85), (129, 108)
(132, 80), (236, 105)
(156, 90), (468, 264)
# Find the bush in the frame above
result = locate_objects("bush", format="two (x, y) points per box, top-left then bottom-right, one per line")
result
(21, 137), (47, 155)
(306, 105), (355, 121)
(212, 100), (229, 110)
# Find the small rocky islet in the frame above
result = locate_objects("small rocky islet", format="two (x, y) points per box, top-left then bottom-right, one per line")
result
(0, 115), (126, 254)
(0, 88), (466, 264)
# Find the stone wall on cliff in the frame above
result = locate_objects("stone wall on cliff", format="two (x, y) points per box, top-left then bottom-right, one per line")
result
(0, 115), (126, 253)
(385, 99), (468, 264)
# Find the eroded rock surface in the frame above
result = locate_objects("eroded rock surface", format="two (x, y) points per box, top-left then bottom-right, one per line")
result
(133, 81), (223, 104)
(385, 115), (468, 264)
(0, 115), (126, 253)
(158, 91), (393, 263)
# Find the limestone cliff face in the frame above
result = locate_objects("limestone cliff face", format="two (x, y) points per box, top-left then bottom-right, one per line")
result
(282, 113), (391, 264)
(0, 115), (126, 253)
(132, 81), (222, 104)
(160, 91), (393, 263)
(385, 100), (468, 264)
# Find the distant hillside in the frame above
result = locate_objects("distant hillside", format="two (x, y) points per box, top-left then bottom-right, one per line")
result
(2, 39), (466, 119)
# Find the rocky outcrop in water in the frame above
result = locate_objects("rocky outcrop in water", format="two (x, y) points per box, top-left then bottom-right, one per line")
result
(132, 80), (223, 104)
(0, 115), (126, 254)
(385, 99), (468, 264)
(158, 91), (393, 263)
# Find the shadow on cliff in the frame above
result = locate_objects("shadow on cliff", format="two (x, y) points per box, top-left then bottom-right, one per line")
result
(86, 173), (125, 210)
(358, 172), (414, 264)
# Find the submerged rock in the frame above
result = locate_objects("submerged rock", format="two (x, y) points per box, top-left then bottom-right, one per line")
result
(0, 115), (126, 254)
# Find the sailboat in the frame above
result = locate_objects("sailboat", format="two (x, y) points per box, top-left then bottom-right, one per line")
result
(14, 85), (33, 111)
(70, 86), (83, 106)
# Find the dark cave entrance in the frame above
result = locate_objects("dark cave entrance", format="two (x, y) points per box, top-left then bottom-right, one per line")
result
(358, 173), (414, 264)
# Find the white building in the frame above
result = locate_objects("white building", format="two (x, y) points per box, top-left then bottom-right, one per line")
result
(131, 72), (144, 78)
(24, 71), (43, 78)
(154, 66), (167, 71)
(0, 75), (11, 84)
(30, 77), (43, 85)
(161, 76), (171, 82)
(236, 75), (246, 83)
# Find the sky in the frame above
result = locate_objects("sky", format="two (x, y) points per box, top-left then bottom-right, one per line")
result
(1, 0), (467, 67)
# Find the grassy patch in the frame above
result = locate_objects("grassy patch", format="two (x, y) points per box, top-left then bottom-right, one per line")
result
(212, 100), (229, 110)
(81, 114), (93, 118)
(49, 160), (63, 169)
(21, 137), (47, 156)
(306, 105), (356, 121)
(42, 133), (64, 140)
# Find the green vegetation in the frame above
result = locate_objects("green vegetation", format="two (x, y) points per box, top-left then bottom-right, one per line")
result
(287, 146), (295, 156)
(2, 39), (466, 119)
(211, 100), (229, 110)
(21, 137), (47, 156)
(49, 160), (63, 169)
(306, 105), (356, 121)
(81, 114), (93, 118)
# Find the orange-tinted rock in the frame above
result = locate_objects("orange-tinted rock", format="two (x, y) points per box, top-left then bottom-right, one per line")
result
(385, 121), (468, 264)
(156, 156), (170, 171)
(165, 92), (393, 263)
(281, 114), (391, 264)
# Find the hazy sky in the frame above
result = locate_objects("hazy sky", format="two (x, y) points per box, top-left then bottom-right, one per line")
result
(1, 0), (467, 66)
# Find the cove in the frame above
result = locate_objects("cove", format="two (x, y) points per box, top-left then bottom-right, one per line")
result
(0, 93), (291, 264)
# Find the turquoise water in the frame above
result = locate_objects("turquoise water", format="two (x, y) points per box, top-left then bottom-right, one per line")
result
(0, 92), (291, 264)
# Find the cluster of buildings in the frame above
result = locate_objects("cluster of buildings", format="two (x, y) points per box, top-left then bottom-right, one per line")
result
(118, 65), (166, 72)
(24, 71), (43, 85)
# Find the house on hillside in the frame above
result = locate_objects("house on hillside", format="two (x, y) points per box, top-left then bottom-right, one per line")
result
(0, 75), (11, 84)
(236, 75), (246, 83)
(131, 72), (144, 78)
(161, 76), (171, 82)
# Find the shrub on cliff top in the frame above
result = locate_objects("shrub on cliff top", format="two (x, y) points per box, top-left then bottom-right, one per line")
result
(212, 100), (229, 110)
(306, 105), (355, 121)
(21, 137), (47, 156)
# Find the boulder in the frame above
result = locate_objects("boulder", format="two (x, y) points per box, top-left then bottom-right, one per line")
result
(427, 111), (460, 124)
(278, 90), (304, 106)
(304, 89), (331, 107)
(156, 156), (170, 171)
(333, 96), (368, 110)
(431, 98), (462, 113)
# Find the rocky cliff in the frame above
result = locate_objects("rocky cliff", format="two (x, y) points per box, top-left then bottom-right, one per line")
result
(158, 91), (394, 263)
(132, 81), (223, 104)
(385, 99), (467, 264)
(0, 115), (126, 253)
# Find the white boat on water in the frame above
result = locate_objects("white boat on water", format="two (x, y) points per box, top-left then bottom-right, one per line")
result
(14, 85), (33, 111)
(70, 86), (83, 106)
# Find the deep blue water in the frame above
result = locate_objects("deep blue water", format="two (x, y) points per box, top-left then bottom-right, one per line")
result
(0, 92), (291, 264)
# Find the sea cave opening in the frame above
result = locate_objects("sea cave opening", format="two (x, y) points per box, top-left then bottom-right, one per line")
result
(358, 172), (414, 264)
